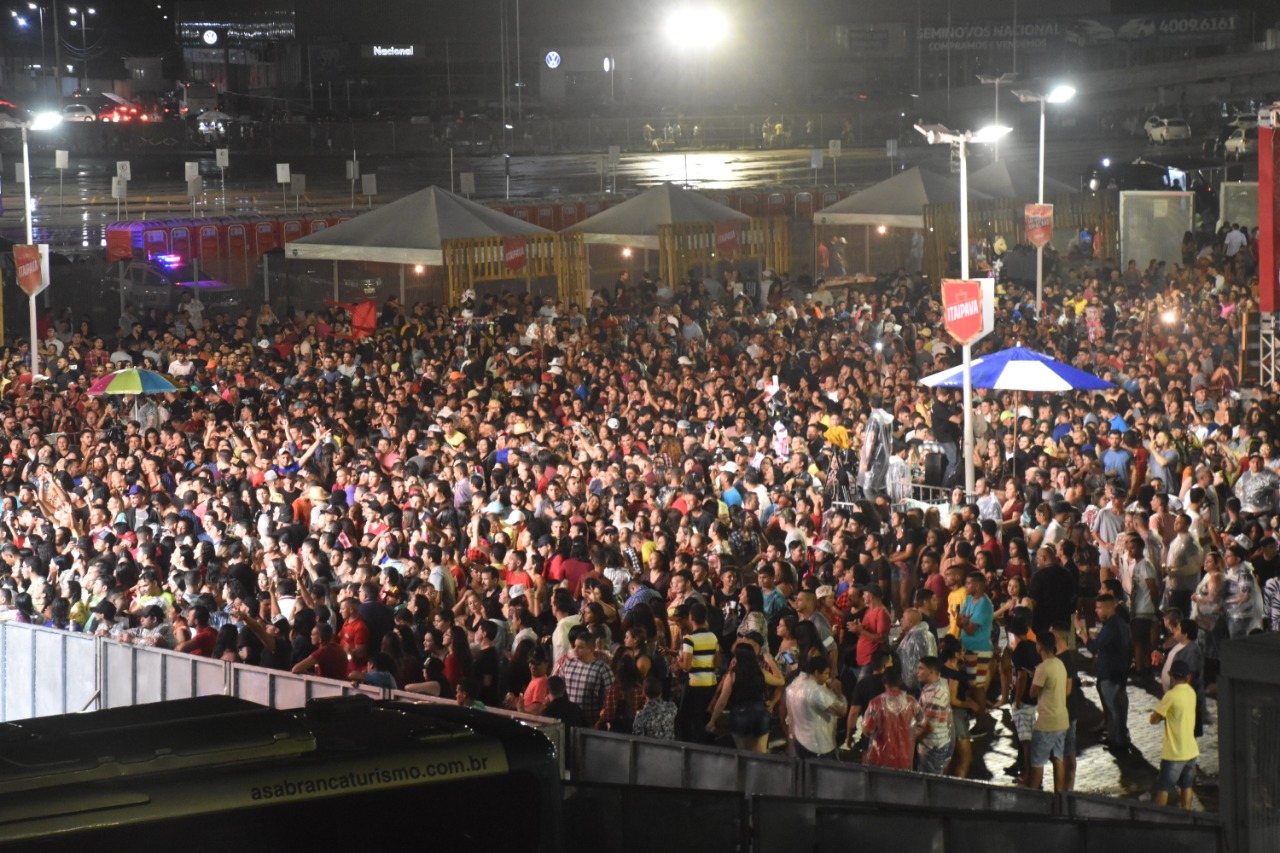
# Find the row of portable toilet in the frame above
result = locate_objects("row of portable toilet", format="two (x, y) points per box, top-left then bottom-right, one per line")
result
(105, 212), (356, 264)
(490, 186), (859, 233)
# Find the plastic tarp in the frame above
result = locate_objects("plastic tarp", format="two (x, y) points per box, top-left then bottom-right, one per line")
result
(286, 185), (551, 266)
(814, 167), (991, 228)
(1119, 191), (1193, 272)
(564, 182), (748, 249)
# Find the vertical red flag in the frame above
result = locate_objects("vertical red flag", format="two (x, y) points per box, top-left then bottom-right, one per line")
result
(503, 237), (527, 271)
(1259, 124), (1278, 313)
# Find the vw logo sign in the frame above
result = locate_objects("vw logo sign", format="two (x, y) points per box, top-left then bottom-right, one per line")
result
(544, 50), (561, 69)
(201, 29), (219, 45)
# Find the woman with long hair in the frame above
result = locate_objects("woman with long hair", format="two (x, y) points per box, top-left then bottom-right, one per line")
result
(442, 624), (472, 691)
(706, 641), (784, 752)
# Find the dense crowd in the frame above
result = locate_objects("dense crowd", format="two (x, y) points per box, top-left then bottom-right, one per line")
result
(0, 217), (1275, 805)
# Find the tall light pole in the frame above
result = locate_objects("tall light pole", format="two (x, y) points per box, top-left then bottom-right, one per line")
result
(916, 121), (1011, 497)
(976, 72), (1016, 161)
(21, 111), (64, 379)
(49, 0), (61, 101)
(1014, 84), (1075, 317)
(25, 4), (48, 98)
(67, 6), (93, 90)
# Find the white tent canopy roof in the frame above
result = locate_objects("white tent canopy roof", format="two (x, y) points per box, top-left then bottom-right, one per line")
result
(967, 159), (1077, 200)
(814, 167), (991, 229)
(564, 182), (748, 249)
(286, 185), (551, 266)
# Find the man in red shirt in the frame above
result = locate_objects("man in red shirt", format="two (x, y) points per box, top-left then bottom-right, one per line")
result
(337, 597), (369, 675)
(175, 605), (217, 657)
(292, 623), (347, 679)
(850, 584), (891, 681)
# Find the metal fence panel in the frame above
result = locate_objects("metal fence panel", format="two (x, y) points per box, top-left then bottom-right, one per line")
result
(739, 753), (798, 796)
(803, 759), (869, 801)
(570, 728), (634, 784)
(945, 817), (1078, 853)
(686, 746), (741, 792)
(816, 810), (945, 853)
(989, 785), (1055, 814)
(1, 623), (37, 721)
(1081, 820), (1221, 853)
(32, 629), (98, 717)
(865, 765), (930, 807)
(632, 739), (686, 788)
(924, 774), (993, 811)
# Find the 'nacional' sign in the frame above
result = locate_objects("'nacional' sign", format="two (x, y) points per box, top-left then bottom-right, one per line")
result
(1024, 203), (1054, 248)
(941, 278), (984, 345)
(503, 237), (527, 271)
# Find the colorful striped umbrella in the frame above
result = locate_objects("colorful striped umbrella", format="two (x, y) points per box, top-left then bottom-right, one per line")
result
(86, 368), (178, 397)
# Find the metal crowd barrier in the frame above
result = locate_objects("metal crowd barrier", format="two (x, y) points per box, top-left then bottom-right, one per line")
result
(570, 727), (1217, 831)
(0, 620), (1226, 841)
(0, 622), (562, 764)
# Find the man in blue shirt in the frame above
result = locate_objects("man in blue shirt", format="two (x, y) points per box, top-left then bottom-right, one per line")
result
(1074, 593), (1133, 752)
(956, 571), (995, 732)
(1101, 430), (1132, 483)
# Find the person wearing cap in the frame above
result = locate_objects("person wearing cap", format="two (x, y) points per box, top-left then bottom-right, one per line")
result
(1148, 660), (1200, 808)
(1233, 451), (1280, 519)
(119, 604), (173, 649)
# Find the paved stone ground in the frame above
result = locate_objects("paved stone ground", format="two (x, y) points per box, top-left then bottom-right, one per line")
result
(965, 674), (1219, 812)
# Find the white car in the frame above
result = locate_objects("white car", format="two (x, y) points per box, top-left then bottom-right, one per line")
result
(1065, 19), (1116, 46)
(62, 103), (97, 122)
(1224, 127), (1257, 159)
(1117, 18), (1155, 40)
(1229, 113), (1259, 129)
(1147, 118), (1192, 144)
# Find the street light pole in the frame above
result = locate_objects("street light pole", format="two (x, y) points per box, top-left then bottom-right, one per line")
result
(29, 4), (47, 98)
(20, 111), (63, 378)
(916, 121), (1011, 497)
(49, 0), (61, 100)
(976, 73), (1016, 162)
(1014, 84), (1075, 318)
(67, 6), (93, 90)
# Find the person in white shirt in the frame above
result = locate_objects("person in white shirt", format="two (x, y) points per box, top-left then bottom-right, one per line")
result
(1163, 513), (1203, 616)
(974, 478), (1002, 525)
(784, 656), (847, 759)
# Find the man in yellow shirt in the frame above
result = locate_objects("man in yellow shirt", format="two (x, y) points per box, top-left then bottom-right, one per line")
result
(1149, 660), (1199, 808)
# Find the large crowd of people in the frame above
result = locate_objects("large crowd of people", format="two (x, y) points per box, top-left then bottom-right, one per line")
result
(0, 217), (1275, 806)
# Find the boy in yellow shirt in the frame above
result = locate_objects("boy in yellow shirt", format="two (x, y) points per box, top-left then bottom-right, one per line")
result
(1149, 660), (1199, 809)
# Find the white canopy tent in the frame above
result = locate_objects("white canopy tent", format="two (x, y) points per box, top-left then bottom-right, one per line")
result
(565, 182), (748, 249)
(967, 159), (1077, 200)
(813, 167), (990, 275)
(287, 185), (550, 266)
(814, 167), (986, 229)
(283, 185), (552, 304)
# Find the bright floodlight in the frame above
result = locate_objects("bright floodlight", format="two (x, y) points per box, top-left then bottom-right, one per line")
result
(29, 111), (63, 131)
(1046, 85), (1076, 103)
(664, 6), (728, 48)
(969, 124), (1012, 143)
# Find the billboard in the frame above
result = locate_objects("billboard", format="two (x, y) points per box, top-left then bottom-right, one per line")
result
(918, 10), (1246, 53)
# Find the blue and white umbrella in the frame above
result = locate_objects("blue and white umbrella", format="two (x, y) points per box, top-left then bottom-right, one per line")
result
(919, 346), (1113, 393)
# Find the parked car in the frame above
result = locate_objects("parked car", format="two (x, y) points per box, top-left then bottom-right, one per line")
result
(1229, 113), (1259, 129)
(1065, 19), (1116, 46)
(61, 103), (96, 122)
(1117, 18), (1155, 40)
(1224, 127), (1258, 159)
(108, 257), (242, 315)
(1147, 118), (1192, 144)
